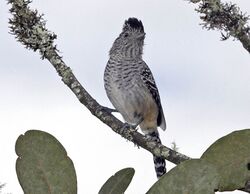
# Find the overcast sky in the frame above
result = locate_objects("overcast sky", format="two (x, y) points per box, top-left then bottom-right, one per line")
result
(0, 0), (249, 193)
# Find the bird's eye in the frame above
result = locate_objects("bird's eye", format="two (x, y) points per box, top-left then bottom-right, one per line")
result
(124, 33), (129, 37)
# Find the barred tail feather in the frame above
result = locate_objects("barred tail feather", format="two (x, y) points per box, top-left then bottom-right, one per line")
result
(146, 131), (166, 178)
(153, 155), (166, 178)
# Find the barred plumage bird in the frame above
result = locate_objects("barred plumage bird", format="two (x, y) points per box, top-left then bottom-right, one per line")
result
(104, 17), (166, 178)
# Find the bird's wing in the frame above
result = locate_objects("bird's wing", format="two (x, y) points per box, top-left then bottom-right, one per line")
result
(140, 62), (166, 130)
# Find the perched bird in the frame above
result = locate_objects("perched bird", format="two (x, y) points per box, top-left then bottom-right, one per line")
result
(104, 17), (166, 178)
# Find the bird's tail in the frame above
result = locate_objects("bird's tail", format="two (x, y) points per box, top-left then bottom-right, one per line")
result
(146, 131), (166, 179)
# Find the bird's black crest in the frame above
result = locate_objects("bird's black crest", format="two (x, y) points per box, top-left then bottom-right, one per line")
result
(124, 17), (144, 32)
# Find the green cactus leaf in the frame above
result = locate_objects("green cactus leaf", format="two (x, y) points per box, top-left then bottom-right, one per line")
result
(201, 128), (250, 191)
(147, 159), (219, 194)
(15, 130), (77, 194)
(99, 167), (135, 194)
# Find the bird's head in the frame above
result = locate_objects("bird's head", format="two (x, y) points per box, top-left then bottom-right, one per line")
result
(110, 17), (145, 57)
(121, 17), (145, 41)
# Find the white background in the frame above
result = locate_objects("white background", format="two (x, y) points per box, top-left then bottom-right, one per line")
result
(0, 0), (249, 193)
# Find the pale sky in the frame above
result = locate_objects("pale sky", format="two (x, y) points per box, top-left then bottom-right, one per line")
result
(0, 0), (250, 193)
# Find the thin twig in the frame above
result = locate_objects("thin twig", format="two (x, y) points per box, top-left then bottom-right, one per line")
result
(188, 0), (250, 53)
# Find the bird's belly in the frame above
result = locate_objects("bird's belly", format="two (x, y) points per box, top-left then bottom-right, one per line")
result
(108, 85), (158, 129)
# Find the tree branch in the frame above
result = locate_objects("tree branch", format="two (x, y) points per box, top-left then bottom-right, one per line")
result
(188, 0), (250, 53)
(7, 0), (190, 166)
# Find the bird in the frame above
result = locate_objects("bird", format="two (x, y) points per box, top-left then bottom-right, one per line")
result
(104, 17), (166, 178)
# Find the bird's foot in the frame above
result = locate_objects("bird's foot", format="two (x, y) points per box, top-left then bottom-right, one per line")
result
(144, 131), (161, 144)
(128, 116), (144, 132)
(123, 122), (139, 132)
(119, 122), (139, 141)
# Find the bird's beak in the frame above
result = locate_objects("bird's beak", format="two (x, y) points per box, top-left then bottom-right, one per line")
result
(138, 33), (146, 40)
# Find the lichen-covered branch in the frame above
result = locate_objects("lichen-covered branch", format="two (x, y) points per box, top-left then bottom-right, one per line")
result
(188, 0), (250, 53)
(8, 0), (190, 166)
